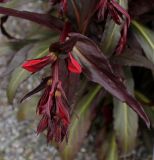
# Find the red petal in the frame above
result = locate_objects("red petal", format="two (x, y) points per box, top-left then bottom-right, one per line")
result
(56, 96), (70, 123)
(22, 56), (52, 73)
(61, 0), (67, 13)
(37, 116), (48, 133)
(67, 52), (82, 74)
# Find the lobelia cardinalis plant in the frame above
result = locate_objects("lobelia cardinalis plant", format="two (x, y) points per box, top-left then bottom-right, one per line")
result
(0, 0), (154, 159)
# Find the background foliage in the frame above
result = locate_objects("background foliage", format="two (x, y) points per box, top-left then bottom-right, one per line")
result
(0, 0), (154, 159)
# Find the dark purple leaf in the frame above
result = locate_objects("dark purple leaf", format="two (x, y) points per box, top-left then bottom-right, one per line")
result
(111, 48), (154, 71)
(20, 77), (50, 103)
(0, 7), (63, 32)
(70, 33), (150, 127)
(0, 15), (15, 39)
(0, 0), (11, 3)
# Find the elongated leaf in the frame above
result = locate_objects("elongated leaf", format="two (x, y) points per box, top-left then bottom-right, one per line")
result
(70, 33), (150, 127)
(135, 91), (154, 126)
(131, 20), (154, 64)
(17, 96), (39, 121)
(0, 40), (35, 56)
(6, 38), (57, 103)
(101, 20), (121, 56)
(113, 69), (138, 154)
(7, 67), (30, 103)
(60, 85), (101, 160)
(5, 44), (34, 75)
(111, 48), (154, 71)
(96, 130), (119, 160)
(101, 0), (128, 56)
(0, 6), (63, 32)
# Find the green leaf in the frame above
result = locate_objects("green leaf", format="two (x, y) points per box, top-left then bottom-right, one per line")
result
(101, 0), (128, 56)
(135, 91), (154, 126)
(131, 20), (154, 64)
(97, 132), (119, 160)
(7, 67), (30, 103)
(60, 85), (101, 160)
(0, 40), (35, 57)
(101, 20), (121, 56)
(7, 38), (58, 103)
(106, 135), (118, 160)
(17, 96), (39, 121)
(113, 69), (138, 154)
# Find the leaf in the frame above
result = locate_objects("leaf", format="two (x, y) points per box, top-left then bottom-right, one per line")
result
(101, 0), (127, 56)
(4, 44), (34, 75)
(70, 33), (150, 127)
(60, 85), (101, 160)
(0, 15), (14, 39)
(97, 132), (119, 160)
(111, 48), (154, 71)
(135, 91), (154, 127)
(106, 135), (118, 160)
(131, 20), (154, 64)
(6, 38), (57, 103)
(113, 69), (138, 154)
(101, 20), (121, 56)
(17, 96), (39, 121)
(7, 67), (30, 103)
(0, 40), (35, 57)
(0, 6), (63, 32)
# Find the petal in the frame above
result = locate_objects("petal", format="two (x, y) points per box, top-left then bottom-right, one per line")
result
(22, 55), (54, 73)
(37, 116), (48, 133)
(67, 52), (82, 74)
(56, 96), (70, 123)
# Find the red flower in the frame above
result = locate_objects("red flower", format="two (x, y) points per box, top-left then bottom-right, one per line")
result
(37, 80), (70, 143)
(59, 22), (82, 74)
(67, 52), (82, 74)
(96, 0), (130, 54)
(21, 62), (70, 143)
(22, 53), (57, 73)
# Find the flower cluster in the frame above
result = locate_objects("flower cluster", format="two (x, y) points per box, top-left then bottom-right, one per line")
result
(21, 0), (131, 143)
(21, 19), (82, 143)
(96, 0), (130, 54)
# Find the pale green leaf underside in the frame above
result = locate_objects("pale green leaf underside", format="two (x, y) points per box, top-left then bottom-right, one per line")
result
(131, 20), (154, 64)
(113, 70), (138, 154)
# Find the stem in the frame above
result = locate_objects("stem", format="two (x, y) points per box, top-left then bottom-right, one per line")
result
(0, 6), (63, 32)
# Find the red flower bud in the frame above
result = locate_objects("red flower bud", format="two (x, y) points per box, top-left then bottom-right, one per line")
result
(22, 54), (57, 73)
(67, 52), (82, 74)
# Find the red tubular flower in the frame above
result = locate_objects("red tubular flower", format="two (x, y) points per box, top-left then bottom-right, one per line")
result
(67, 52), (82, 74)
(59, 21), (82, 74)
(21, 60), (70, 143)
(96, 0), (130, 54)
(37, 80), (70, 143)
(22, 53), (57, 73)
